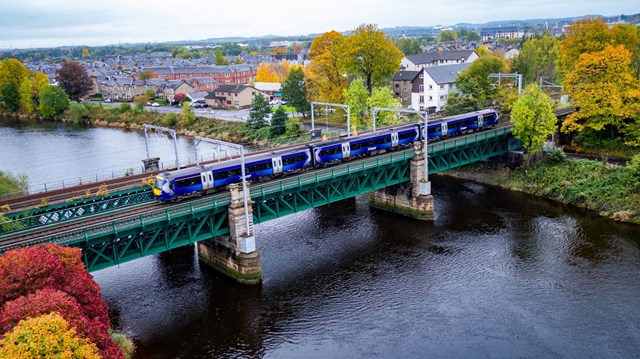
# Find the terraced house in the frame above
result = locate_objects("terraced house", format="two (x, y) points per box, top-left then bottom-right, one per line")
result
(146, 64), (256, 85)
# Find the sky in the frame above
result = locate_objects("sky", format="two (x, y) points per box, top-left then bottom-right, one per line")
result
(0, 0), (637, 49)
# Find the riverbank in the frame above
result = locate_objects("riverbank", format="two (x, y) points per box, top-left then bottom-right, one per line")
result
(445, 156), (640, 225)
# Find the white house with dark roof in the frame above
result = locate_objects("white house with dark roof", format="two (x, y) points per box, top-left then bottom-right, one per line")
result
(401, 49), (478, 71)
(411, 63), (470, 113)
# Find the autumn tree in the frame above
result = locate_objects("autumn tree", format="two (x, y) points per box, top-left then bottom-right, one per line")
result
(18, 71), (49, 114)
(82, 48), (90, 58)
(180, 102), (196, 126)
(255, 63), (280, 82)
(0, 288), (124, 359)
(511, 32), (558, 85)
(138, 69), (154, 80)
(271, 47), (288, 55)
(281, 67), (309, 116)
(0, 58), (29, 112)
(341, 24), (403, 94)
(562, 44), (640, 145)
(173, 92), (186, 104)
(0, 313), (101, 359)
(57, 60), (93, 102)
(511, 84), (557, 165)
(38, 84), (69, 119)
(455, 54), (506, 104)
(343, 78), (369, 130)
(270, 106), (287, 137)
(0, 244), (110, 328)
(306, 30), (348, 103)
(394, 38), (422, 56)
(247, 93), (270, 129)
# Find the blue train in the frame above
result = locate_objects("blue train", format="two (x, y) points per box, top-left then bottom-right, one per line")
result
(153, 109), (498, 201)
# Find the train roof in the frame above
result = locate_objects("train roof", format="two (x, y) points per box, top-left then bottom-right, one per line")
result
(160, 146), (311, 179)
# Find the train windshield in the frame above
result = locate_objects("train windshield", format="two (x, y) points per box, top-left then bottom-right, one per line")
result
(154, 178), (165, 189)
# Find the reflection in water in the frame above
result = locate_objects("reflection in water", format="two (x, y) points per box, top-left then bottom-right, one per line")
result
(94, 177), (640, 359)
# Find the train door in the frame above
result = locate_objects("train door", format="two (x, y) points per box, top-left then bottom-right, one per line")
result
(272, 156), (283, 174)
(200, 171), (214, 191)
(341, 142), (351, 158)
(477, 114), (484, 128)
(391, 132), (399, 147)
(441, 123), (448, 136)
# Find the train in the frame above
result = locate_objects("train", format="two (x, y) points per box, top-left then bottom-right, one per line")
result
(152, 108), (499, 201)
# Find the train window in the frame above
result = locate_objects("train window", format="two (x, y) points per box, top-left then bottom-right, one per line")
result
(214, 167), (241, 180)
(175, 176), (202, 188)
(283, 154), (307, 165)
(247, 161), (271, 172)
(320, 147), (341, 156)
(427, 125), (441, 134)
(399, 131), (416, 140)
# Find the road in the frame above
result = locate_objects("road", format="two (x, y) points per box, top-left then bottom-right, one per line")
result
(88, 101), (250, 122)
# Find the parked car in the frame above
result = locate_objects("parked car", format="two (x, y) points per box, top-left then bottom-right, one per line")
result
(191, 102), (208, 108)
(104, 98), (112, 103)
(151, 102), (160, 107)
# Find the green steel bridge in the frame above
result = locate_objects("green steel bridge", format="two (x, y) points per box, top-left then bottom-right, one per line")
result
(0, 125), (522, 271)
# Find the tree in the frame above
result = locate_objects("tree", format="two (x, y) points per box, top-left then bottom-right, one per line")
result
(38, 84), (69, 119)
(343, 78), (369, 130)
(0, 244), (110, 328)
(57, 61), (93, 102)
(511, 84), (557, 165)
(138, 69), (154, 80)
(173, 92), (186, 104)
(511, 32), (558, 85)
(444, 93), (480, 116)
(255, 63), (280, 82)
(214, 49), (229, 65)
(455, 55), (505, 104)
(234, 56), (244, 64)
(306, 30), (348, 103)
(366, 86), (401, 127)
(0, 58), (29, 112)
(180, 102), (196, 127)
(394, 38), (422, 56)
(558, 18), (609, 75)
(82, 48), (90, 58)
(247, 94), (270, 129)
(18, 71), (49, 114)
(341, 24), (403, 94)
(281, 67), (309, 116)
(0, 170), (29, 197)
(439, 29), (458, 42)
(0, 288), (124, 359)
(270, 106), (287, 137)
(562, 44), (640, 145)
(0, 313), (101, 358)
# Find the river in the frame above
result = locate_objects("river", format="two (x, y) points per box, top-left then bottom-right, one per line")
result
(2, 119), (639, 358)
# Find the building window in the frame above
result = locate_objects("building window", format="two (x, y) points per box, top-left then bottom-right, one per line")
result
(440, 95), (445, 100)
(419, 85), (424, 92)
(429, 85), (433, 90)
(234, 101), (239, 106)
(419, 73), (424, 78)
(403, 97), (408, 102)
(403, 88), (408, 93)
(440, 85), (444, 89)
(429, 96), (433, 101)
(395, 83), (399, 88)
(419, 95), (424, 103)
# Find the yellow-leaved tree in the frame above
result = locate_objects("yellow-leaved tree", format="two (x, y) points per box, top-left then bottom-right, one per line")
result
(562, 44), (640, 145)
(0, 312), (101, 358)
(306, 30), (348, 103)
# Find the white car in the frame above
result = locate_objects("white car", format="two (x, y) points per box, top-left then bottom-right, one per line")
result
(151, 102), (160, 107)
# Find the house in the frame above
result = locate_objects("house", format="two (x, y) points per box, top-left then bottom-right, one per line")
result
(401, 49), (478, 71)
(187, 91), (209, 104)
(205, 84), (267, 109)
(412, 63), (470, 113)
(391, 71), (421, 107)
(147, 64), (256, 85)
(480, 26), (520, 41)
(188, 77), (218, 92)
(253, 82), (282, 100)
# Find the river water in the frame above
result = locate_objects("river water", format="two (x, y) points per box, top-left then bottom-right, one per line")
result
(2, 119), (640, 358)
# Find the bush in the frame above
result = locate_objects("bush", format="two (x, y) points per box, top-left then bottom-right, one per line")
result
(627, 154), (640, 178)
(0, 170), (29, 197)
(118, 103), (131, 113)
(68, 102), (90, 124)
(0, 312), (101, 359)
(546, 147), (567, 164)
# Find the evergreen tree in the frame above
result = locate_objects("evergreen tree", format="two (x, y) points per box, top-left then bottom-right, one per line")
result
(270, 106), (287, 137)
(247, 94), (270, 129)
(281, 67), (309, 116)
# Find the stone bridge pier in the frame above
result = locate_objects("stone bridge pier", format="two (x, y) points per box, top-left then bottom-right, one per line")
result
(368, 141), (434, 220)
(198, 183), (262, 285)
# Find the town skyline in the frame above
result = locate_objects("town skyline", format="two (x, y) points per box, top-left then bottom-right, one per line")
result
(0, 0), (638, 50)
